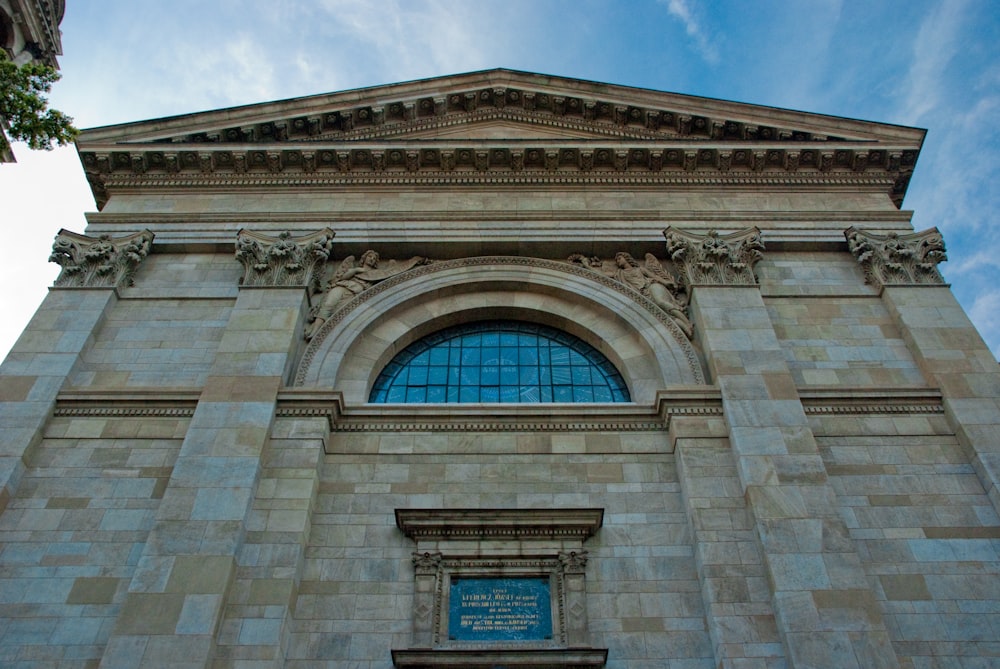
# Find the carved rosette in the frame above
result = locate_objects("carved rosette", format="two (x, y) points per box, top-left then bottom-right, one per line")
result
(235, 228), (335, 290)
(49, 229), (154, 288)
(664, 227), (765, 286)
(845, 226), (947, 287)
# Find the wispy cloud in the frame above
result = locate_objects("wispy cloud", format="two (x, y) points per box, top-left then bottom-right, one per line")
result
(660, 0), (719, 64)
(898, 0), (967, 126)
(314, 0), (504, 84)
(967, 287), (1000, 355)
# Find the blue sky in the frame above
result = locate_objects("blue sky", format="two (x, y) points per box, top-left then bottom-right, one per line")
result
(2, 0), (998, 359)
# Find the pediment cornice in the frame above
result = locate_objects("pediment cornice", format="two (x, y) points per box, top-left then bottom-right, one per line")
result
(79, 139), (918, 209)
(76, 70), (925, 208)
(78, 69), (924, 147)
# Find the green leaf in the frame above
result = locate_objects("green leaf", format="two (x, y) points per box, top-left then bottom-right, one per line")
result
(0, 56), (78, 153)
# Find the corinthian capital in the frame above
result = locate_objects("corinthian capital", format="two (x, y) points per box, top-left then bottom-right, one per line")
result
(49, 229), (154, 288)
(663, 227), (765, 286)
(845, 226), (947, 288)
(235, 229), (335, 289)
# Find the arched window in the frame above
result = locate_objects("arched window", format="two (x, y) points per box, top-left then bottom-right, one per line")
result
(369, 321), (630, 403)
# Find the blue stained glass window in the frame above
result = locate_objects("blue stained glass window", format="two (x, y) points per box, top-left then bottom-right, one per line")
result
(369, 321), (630, 403)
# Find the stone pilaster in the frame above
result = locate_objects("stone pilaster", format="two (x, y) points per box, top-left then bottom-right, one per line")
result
(0, 229), (153, 513)
(672, 418), (784, 669)
(846, 227), (1000, 513)
(558, 550), (589, 648)
(214, 415), (328, 667)
(0, 289), (117, 513)
(99, 230), (326, 669)
(671, 227), (899, 669)
(411, 552), (443, 648)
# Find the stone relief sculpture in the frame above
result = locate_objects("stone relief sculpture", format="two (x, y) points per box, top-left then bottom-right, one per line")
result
(234, 228), (335, 290)
(49, 229), (154, 288)
(568, 251), (693, 338)
(664, 227), (765, 286)
(845, 226), (947, 287)
(305, 250), (432, 340)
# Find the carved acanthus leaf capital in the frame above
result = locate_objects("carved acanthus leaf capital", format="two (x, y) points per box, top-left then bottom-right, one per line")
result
(664, 227), (765, 286)
(845, 226), (947, 288)
(235, 228), (335, 289)
(49, 229), (154, 288)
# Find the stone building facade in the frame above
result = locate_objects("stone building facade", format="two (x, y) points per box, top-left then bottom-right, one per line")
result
(1, 70), (999, 669)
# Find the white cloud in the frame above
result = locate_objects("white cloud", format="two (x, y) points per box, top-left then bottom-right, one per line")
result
(660, 0), (720, 65)
(967, 288), (1000, 356)
(898, 0), (967, 126)
(0, 145), (90, 361)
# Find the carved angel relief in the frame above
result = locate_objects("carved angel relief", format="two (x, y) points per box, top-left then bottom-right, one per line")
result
(305, 251), (433, 340)
(568, 252), (693, 338)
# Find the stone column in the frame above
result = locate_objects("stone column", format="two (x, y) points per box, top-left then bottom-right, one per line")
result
(0, 229), (153, 513)
(846, 226), (1000, 513)
(99, 229), (332, 669)
(666, 227), (899, 669)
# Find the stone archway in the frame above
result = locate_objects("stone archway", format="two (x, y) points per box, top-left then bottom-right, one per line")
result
(294, 257), (705, 404)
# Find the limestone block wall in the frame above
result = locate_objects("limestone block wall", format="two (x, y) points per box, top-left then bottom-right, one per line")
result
(811, 413), (1000, 667)
(766, 296), (924, 387)
(284, 431), (713, 669)
(0, 415), (186, 666)
(759, 251), (925, 387)
(69, 298), (234, 388)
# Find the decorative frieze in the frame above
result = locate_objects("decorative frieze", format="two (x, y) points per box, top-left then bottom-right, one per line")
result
(663, 227), (765, 286)
(49, 229), (154, 288)
(234, 228), (335, 289)
(845, 226), (947, 287)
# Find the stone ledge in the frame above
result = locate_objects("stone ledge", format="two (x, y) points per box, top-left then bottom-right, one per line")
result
(799, 386), (944, 415)
(395, 508), (603, 542)
(391, 648), (608, 668)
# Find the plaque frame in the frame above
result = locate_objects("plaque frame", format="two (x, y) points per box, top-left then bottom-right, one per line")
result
(394, 508), (606, 667)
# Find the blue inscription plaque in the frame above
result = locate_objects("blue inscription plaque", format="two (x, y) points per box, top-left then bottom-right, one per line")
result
(449, 577), (552, 641)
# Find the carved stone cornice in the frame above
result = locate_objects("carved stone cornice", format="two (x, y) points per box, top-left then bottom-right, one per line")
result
(395, 509), (604, 542)
(663, 227), (765, 286)
(114, 84), (860, 145)
(234, 228), (334, 289)
(79, 142), (915, 209)
(845, 226), (947, 288)
(391, 648), (609, 669)
(49, 229), (153, 288)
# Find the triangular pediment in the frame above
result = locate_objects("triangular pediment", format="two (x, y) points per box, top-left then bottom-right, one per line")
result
(76, 69), (926, 210)
(78, 69), (925, 148)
